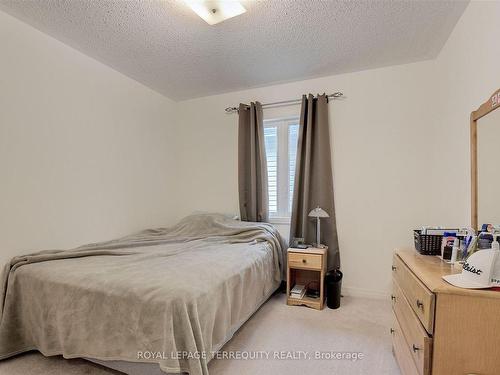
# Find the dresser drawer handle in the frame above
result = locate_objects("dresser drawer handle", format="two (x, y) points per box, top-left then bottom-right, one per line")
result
(390, 295), (396, 301)
(391, 265), (397, 271)
(416, 299), (424, 309)
(390, 328), (395, 334)
(302, 259), (307, 263)
(412, 344), (420, 352)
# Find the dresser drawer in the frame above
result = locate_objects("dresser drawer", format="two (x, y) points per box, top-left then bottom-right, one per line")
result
(392, 254), (435, 333)
(393, 280), (432, 375)
(288, 252), (322, 270)
(391, 314), (420, 375)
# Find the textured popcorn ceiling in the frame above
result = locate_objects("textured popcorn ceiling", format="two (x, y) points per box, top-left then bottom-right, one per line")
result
(0, 0), (468, 100)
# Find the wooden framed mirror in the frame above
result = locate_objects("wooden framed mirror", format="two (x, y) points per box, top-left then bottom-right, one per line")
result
(471, 88), (500, 230)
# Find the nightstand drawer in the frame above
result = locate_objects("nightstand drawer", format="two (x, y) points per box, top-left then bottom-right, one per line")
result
(288, 252), (322, 270)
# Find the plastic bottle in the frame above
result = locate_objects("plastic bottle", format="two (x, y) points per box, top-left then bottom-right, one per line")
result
(450, 238), (459, 263)
(492, 235), (500, 251)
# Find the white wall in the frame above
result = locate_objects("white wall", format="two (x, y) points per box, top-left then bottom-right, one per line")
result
(175, 61), (439, 298)
(0, 10), (178, 266)
(428, 0), (500, 227)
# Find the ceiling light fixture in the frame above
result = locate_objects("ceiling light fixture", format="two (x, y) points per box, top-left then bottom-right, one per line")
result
(185, 1), (246, 25)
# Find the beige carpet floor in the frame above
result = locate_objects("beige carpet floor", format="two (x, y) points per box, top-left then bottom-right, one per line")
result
(0, 294), (400, 375)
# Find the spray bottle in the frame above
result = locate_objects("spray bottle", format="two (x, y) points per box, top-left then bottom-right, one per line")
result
(492, 234), (500, 251)
(450, 238), (460, 264)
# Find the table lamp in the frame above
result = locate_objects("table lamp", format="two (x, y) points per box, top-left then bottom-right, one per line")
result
(308, 206), (329, 248)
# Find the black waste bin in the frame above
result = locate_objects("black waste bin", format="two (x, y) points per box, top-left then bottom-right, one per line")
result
(325, 269), (343, 309)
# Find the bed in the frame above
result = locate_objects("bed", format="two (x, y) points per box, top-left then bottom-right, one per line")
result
(0, 213), (284, 375)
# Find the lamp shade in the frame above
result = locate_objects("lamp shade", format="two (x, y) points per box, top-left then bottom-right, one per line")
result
(308, 206), (330, 218)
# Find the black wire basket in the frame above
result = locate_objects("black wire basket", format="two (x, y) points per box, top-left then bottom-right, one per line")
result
(414, 230), (464, 256)
(414, 230), (443, 255)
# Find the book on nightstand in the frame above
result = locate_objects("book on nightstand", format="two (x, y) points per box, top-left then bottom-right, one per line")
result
(289, 284), (306, 299)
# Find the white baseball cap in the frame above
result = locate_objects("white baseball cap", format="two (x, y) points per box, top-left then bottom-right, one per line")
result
(442, 250), (500, 289)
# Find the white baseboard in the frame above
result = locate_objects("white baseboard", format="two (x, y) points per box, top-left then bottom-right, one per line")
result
(341, 285), (390, 300)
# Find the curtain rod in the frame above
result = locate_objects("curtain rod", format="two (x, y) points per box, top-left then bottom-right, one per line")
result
(224, 92), (344, 113)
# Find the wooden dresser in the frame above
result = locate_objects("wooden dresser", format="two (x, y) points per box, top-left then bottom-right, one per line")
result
(391, 249), (500, 375)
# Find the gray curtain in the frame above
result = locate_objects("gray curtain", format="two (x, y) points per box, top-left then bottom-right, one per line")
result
(238, 102), (268, 222)
(289, 94), (340, 270)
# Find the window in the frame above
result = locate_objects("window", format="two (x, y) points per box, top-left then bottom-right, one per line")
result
(264, 116), (299, 221)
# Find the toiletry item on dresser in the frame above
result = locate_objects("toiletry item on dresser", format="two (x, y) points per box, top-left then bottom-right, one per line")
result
(492, 235), (500, 251)
(463, 234), (478, 259)
(478, 232), (494, 249)
(450, 238), (459, 263)
(480, 223), (500, 233)
(441, 232), (457, 261)
(459, 240), (467, 261)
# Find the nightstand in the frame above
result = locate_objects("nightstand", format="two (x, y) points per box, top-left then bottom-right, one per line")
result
(286, 247), (327, 310)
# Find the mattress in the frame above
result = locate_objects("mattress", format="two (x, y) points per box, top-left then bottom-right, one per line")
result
(0, 214), (284, 375)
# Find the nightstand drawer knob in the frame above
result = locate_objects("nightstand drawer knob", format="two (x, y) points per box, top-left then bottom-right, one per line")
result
(302, 259), (307, 263)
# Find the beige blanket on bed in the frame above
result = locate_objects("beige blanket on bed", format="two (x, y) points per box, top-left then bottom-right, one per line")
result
(0, 214), (284, 375)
